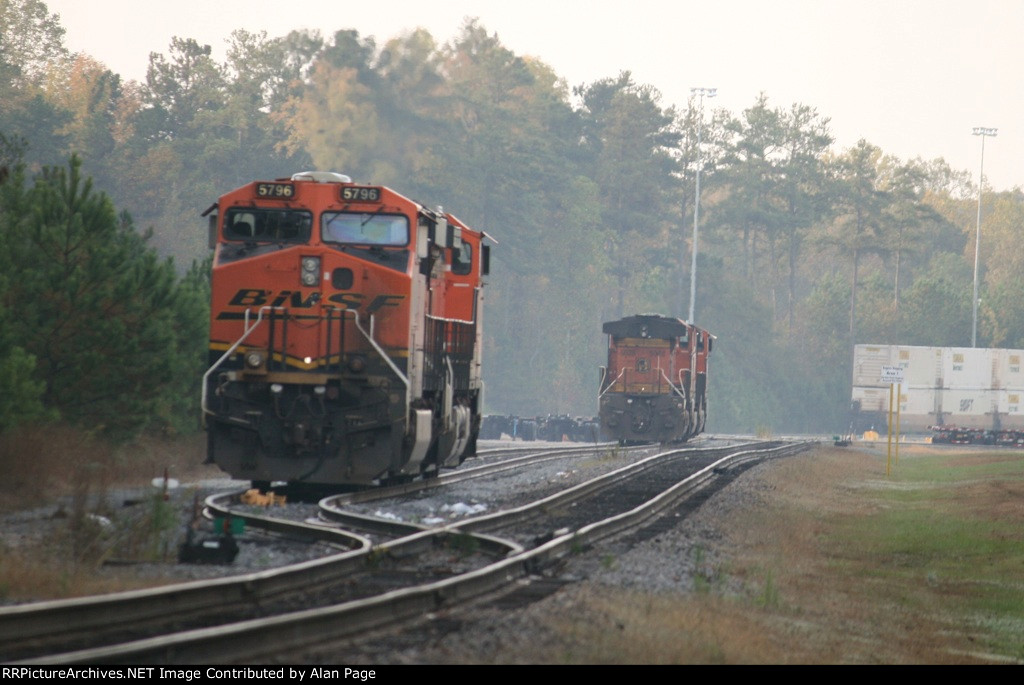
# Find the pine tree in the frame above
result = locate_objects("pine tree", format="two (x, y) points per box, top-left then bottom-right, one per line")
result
(0, 155), (203, 439)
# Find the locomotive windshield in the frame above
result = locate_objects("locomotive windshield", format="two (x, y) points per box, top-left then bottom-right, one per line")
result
(322, 212), (409, 246)
(224, 208), (312, 243)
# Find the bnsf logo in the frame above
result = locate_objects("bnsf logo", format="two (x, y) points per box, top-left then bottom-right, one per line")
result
(228, 289), (404, 313)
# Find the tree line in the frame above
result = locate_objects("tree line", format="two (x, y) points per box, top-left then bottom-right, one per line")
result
(2, 0), (1022, 439)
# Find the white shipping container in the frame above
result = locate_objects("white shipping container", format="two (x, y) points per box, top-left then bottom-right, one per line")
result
(854, 344), (1024, 432)
(899, 388), (938, 431)
(853, 344), (943, 388)
(895, 346), (943, 388)
(852, 385), (935, 432)
(937, 388), (997, 428)
(994, 349), (1024, 390)
(852, 345), (896, 387)
(852, 386), (888, 413)
(942, 347), (994, 390)
(996, 390), (1024, 430)
(888, 388), (934, 433)
(900, 387), (937, 418)
(851, 387), (937, 430)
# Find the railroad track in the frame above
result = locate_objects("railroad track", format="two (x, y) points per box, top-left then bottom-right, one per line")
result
(0, 442), (637, 662)
(2, 439), (811, 664)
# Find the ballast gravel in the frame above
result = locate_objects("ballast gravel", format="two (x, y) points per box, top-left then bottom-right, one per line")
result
(0, 436), (771, 664)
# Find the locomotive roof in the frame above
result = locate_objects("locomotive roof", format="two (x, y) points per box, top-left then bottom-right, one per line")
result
(602, 314), (690, 339)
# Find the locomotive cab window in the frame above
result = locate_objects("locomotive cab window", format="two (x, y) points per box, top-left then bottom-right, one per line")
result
(451, 242), (472, 275)
(224, 208), (312, 243)
(322, 212), (409, 246)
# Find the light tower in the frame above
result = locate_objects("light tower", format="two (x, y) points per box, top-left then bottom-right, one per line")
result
(688, 87), (716, 324)
(971, 126), (997, 348)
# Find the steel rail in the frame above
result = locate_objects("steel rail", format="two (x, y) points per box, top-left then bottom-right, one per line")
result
(15, 441), (813, 665)
(446, 442), (769, 534)
(314, 443), (666, 536)
(3, 441), (619, 661)
(0, 516), (371, 659)
(0, 438), (740, 659)
(1, 525), (520, 663)
(321, 442), (642, 508)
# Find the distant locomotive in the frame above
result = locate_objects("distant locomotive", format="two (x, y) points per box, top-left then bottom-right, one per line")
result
(202, 171), (491, 488)
(598, 314), (713, 444)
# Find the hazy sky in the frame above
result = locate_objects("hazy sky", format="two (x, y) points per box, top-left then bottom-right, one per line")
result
(44, 0), (1023, 191)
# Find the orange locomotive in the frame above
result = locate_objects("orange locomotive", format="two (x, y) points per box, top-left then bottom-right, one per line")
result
(598, 314), (713, 444)
(202, 171), (490, 487)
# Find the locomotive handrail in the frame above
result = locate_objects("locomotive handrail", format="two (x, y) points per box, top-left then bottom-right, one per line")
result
(659, 368), (688, 401)
(201, 306), (286, 423)
(345, 309), (411, 432)
(346, 310), (410, 389)
(598, 367), (626, 399)
(678, 369), (694, 407)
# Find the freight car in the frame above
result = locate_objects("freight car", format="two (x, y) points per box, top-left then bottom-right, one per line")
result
(201, 171), (491, 488)
(479, 414), (600, 442)
(598, 314), (713, 445)
(850, 344), (1024, 438)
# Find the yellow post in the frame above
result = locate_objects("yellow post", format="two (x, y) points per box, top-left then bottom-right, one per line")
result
(895, 383), (902, 466)
(886, 383), (894, 477)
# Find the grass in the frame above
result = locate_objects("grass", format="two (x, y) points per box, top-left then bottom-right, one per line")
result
(577, 444), (623, 469)
(757, 568), (779, 609)
(445, 532), (481, 557)
(825, 449), (1024, 659)
(0, 426), (220, 601)
(472, 444), (1024, 664)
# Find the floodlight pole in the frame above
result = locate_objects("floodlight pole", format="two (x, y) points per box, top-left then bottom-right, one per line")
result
(971, 127), (997, 348)
(688, 87), (716, 324)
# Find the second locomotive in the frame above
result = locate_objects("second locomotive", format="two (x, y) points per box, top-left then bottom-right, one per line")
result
(598, 314), (713, 445)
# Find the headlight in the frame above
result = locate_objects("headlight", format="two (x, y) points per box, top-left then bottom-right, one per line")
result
(301, 256), (320, 286)
(245, 351), (264, 368)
